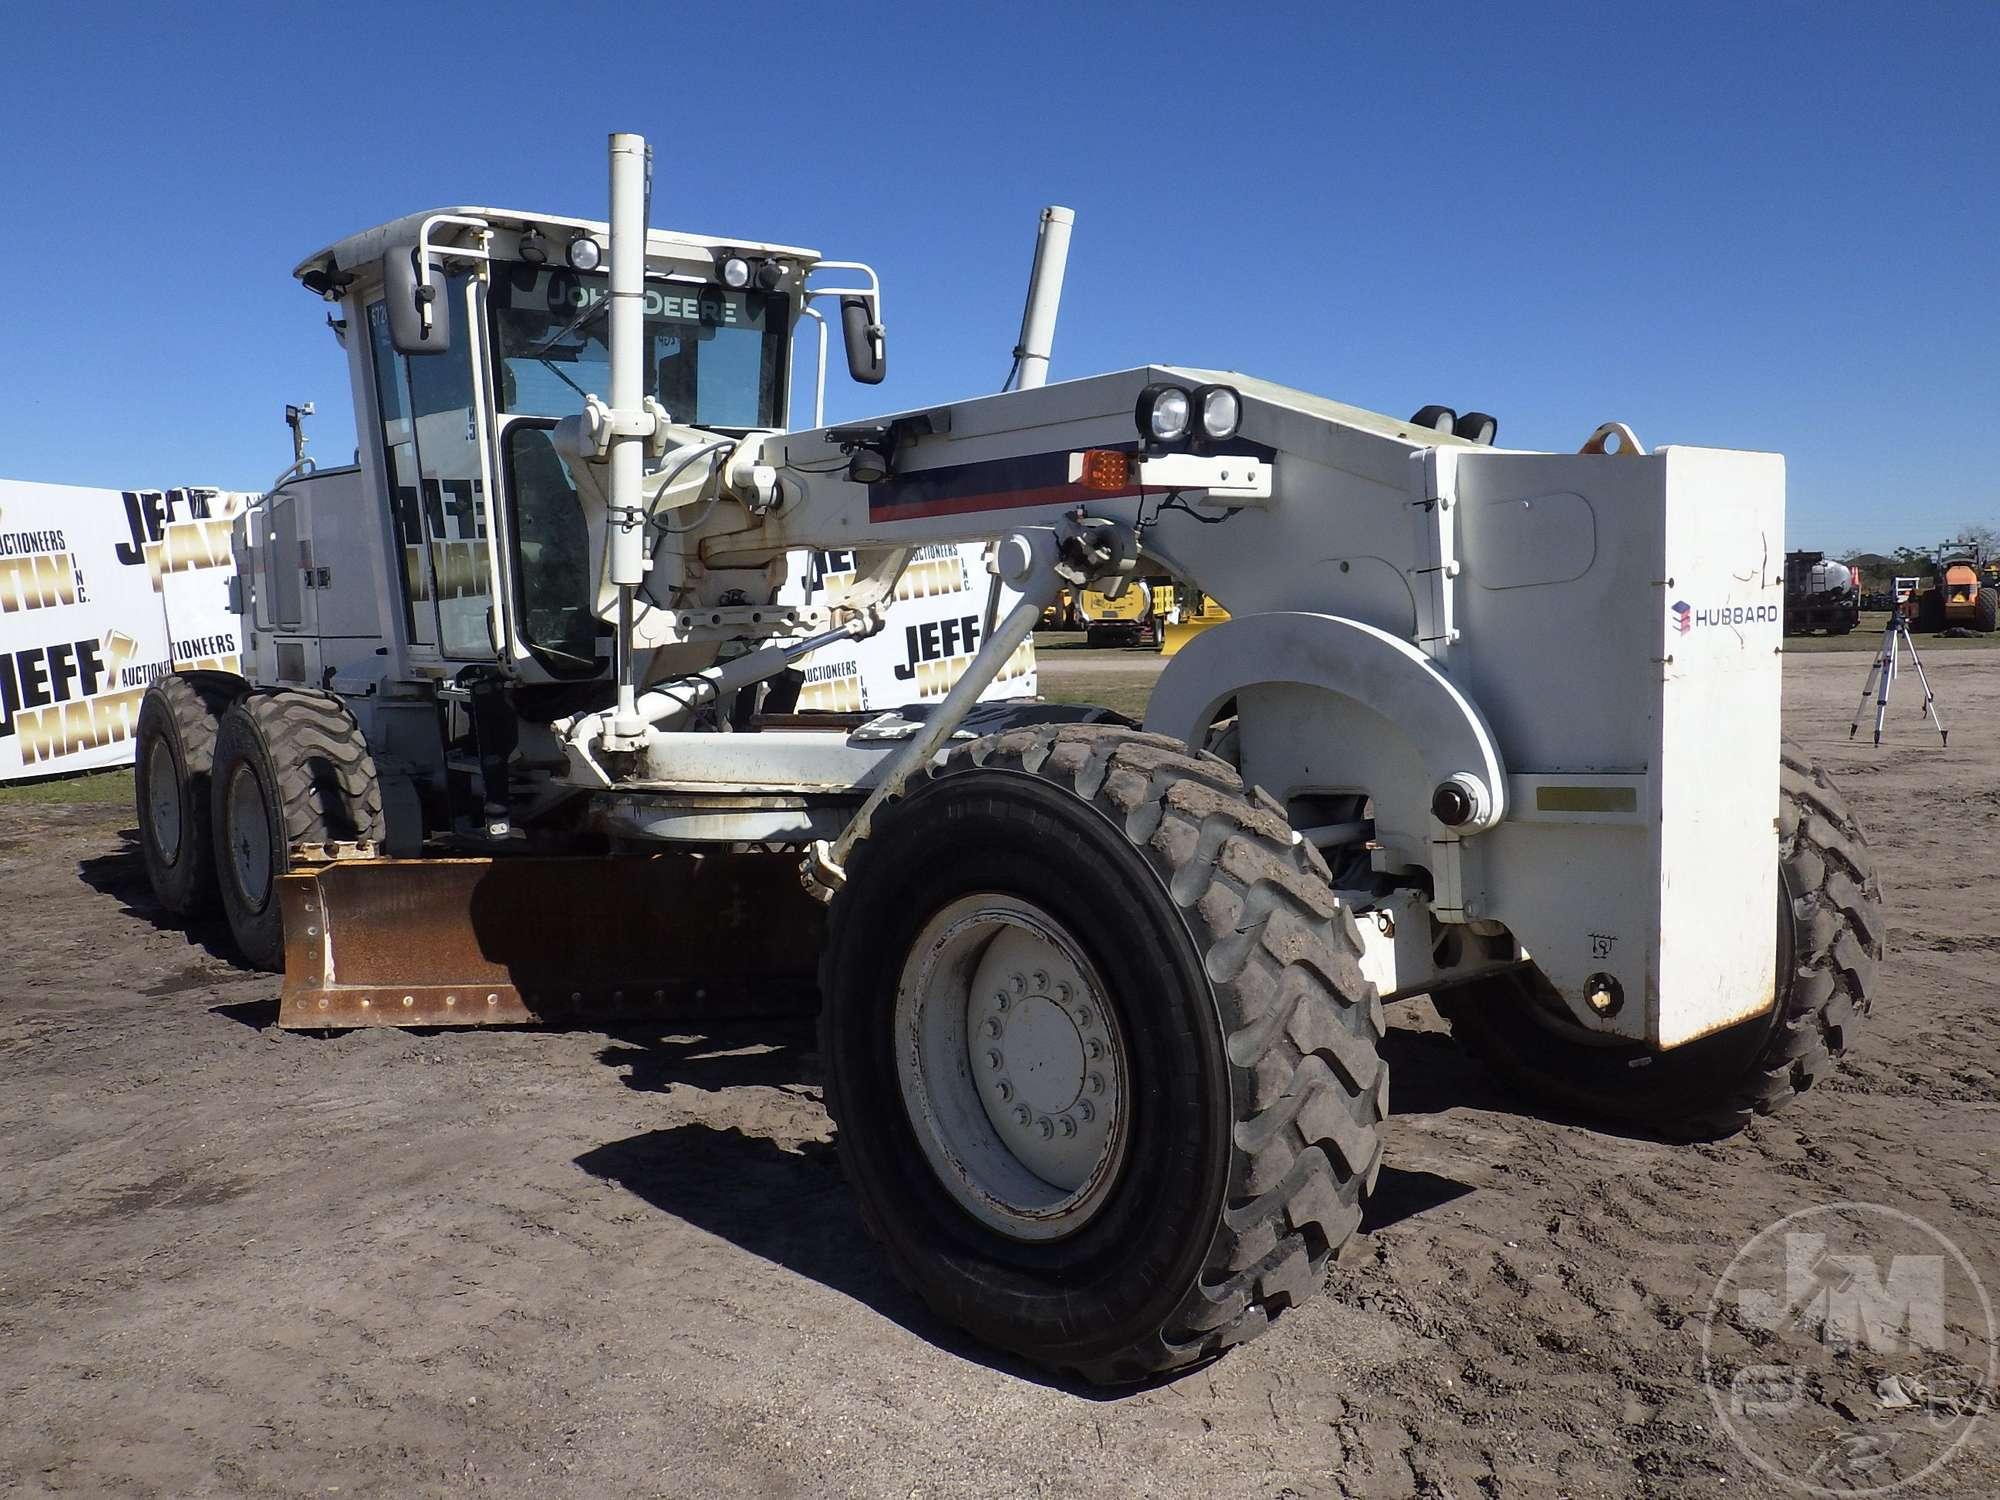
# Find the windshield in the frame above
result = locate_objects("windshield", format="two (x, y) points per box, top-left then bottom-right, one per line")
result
(489, 264), (787, 429)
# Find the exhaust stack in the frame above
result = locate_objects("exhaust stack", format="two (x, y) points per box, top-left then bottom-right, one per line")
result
(1009, 205), (1074, 391)
(606, 131), (650, 740)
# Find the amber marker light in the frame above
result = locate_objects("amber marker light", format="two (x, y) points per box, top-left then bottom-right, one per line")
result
(1076, 450), (1131, 491)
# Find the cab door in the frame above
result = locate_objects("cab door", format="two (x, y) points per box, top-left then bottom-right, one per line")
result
(364, 277), (501, 663)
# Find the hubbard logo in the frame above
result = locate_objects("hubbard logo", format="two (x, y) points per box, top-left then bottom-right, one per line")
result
(1672, 598), (1780, 633)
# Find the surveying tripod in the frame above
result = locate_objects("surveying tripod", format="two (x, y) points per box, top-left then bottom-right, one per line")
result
(1849, 608), (1948, 747)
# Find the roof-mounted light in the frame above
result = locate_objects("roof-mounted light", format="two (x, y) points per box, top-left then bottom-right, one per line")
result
(1136, 382), (1192, 445)
(1193, 384), (1241, 443)
(565, 234), (602, 272)
(517, 227), (548, 265)
(1453, 411), (1498, 445)
(718, 254), (752, 289)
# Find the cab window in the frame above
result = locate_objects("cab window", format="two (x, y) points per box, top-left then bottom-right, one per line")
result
(489, 264), (785, 430)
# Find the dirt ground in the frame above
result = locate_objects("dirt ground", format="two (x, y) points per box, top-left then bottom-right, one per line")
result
(2, 647), (1996, 1499)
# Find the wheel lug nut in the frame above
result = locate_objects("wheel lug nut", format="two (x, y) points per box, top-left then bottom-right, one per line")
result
(1087, 1072), (1105, 1096)
(1074, 1005), (1093, 1028)
(1087, 1038), (1105, 1060)
(986, 1050), (1003, 1070)
(983, 1016), (1003, 1038)
(994, 991), (1010, 1011)
(1056, 982), (1072, 1002)
(1076, 1099), (1094, 1122)
(1031, 970), (1049, 992)
(1012, 1104), (1031, 1126)
(1037, 1116), (1054, 1139)
(1010, 973), (1026, 993)
(994, 1081), (1012, 1102)
(1058, 1117), (1077, 1137)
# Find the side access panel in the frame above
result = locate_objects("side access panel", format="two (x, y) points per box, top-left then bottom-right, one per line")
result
(1450, 445), (1783, 1048)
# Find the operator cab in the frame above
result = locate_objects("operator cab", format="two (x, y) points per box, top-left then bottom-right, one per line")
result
(279, 208), (878, 695)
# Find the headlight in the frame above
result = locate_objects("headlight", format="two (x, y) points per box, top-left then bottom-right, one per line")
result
(1194, 384), (1241, 442)
(1135, 383), (1192, 444)
(718, 254), (752, 289)
(566, 235), (603, 272)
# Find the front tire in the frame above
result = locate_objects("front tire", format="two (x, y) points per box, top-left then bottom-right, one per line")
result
(210, 690), (384, 971)
(819, 724), (1386, 1383)
(1436, 743), (1882, 1139)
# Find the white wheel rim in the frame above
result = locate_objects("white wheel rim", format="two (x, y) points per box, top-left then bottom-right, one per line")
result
(225, 764), (273, 910)
(145, 739), (182, 864)
(894, 894), (1130, 1241)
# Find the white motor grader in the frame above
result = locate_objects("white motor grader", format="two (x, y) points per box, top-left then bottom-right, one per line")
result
(135, 133), (1881, 1383)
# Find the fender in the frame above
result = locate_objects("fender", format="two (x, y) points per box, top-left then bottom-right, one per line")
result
(1144, 612), (1508, 893)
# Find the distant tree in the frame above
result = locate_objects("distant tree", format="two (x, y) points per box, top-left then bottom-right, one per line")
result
(1848, 551), (1897, 593)
(1954, 523), (1997, 556)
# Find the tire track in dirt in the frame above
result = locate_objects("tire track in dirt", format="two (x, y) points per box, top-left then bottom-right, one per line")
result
(0, 652), (1996, 1497)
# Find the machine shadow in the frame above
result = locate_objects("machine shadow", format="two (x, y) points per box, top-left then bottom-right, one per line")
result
(1379, 1019), (1516, 1119)
(595, 1017), (821, 1095)
(76, 826), (244, 966)
(1380, 1010), (1680, 1145)
(575, 1121), (1152, 1397)
(211, 998), (282, 1029)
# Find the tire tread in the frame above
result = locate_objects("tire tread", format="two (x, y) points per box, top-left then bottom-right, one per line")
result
(820, 723), (1385, 1382)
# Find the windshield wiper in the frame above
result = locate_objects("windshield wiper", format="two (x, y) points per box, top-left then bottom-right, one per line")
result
(534, 357), (591, 403)
(526, 294), (610, 359)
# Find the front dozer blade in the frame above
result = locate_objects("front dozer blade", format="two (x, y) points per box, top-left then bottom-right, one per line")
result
(276, 853), (824, 1030)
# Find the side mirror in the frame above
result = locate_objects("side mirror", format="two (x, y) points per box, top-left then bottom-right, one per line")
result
(385, 244), (451, 356)
(840, 296), (884, 385)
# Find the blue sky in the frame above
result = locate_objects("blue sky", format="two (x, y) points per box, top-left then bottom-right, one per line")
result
(2, 1), (1992, 556)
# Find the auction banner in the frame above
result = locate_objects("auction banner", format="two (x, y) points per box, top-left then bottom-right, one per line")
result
(0, 479), (246, 782)
(1, 483), (1034, 782)
(784, 544), (1037, 713)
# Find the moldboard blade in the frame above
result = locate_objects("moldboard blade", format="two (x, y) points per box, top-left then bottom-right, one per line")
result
(276, 852), (822, 1029)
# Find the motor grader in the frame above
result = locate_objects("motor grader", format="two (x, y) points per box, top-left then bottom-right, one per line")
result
(135, 133), (1882, 1384)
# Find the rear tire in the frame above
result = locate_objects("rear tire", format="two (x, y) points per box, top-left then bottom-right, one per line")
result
(210, 690), (384, 972)
(819, 724), (1386, 1383)
(1974, 588), (1997, 633)
(133, 672), (242, 917)
(1436, 742), (1882, 1139)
